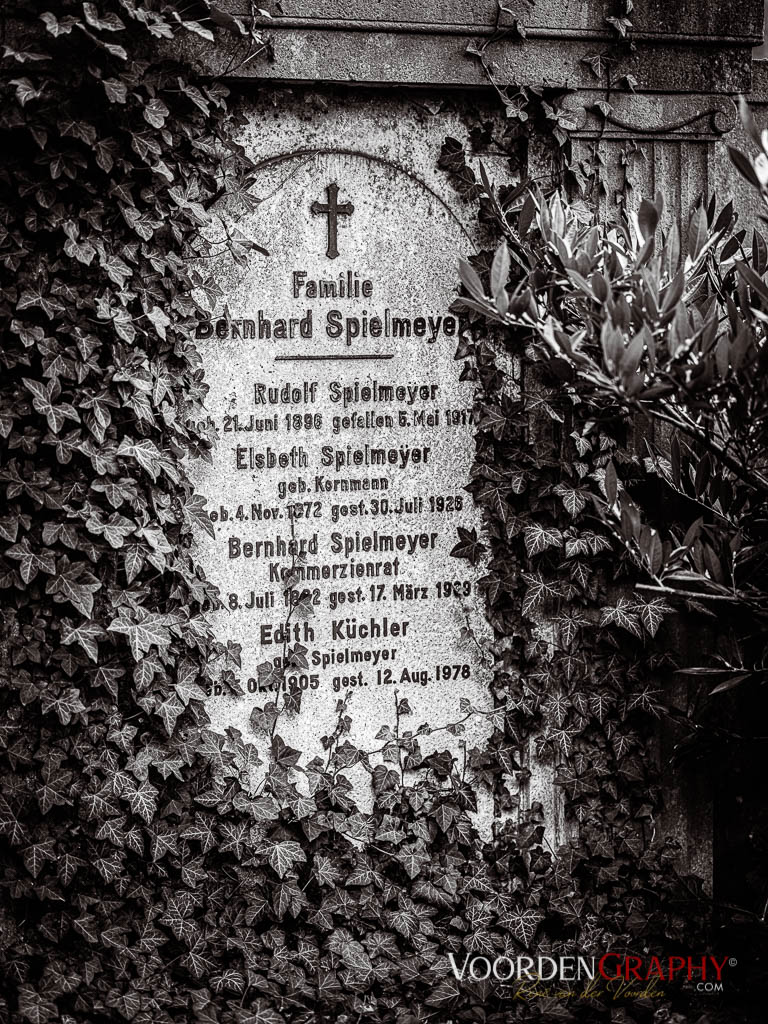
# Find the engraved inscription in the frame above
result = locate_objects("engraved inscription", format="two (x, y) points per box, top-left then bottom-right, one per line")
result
(191, 150), (492, 779)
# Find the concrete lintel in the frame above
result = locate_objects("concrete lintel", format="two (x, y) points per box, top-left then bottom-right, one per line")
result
(189, 32), (755, 95)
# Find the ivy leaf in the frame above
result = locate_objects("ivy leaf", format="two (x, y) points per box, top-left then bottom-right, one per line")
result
(637, 598), (672, 637)
(93, 664), (123, 698)
(548, 726), (575, 756)
(102, 78), (127, 103)
(627, 685), (664, 716)
(267, 840), (306, 878)
(476, 403), (507, 439)
(17, 283), (65, 318)
(91, 476), (137, 509)
(556, 612), (587, 648)
(244, 1003), (285, 1024)
(72, 914), (99, 944)
(173, 656), (203, 696)
(17, 986), (57, 1024)
(432, 803), (457, 833)
(521, 571), (562, 616)
(581, 53), (608, 78)
(44, 428), (81, 464)
(23, 840), (56, 878)
(125, 779), (158, 823)
(219, 821), (249, 860)
(589, 692), (614, 723)
(313, 855), (342, 887)
(553, 484), (587, 517)
(86, 509), (134, 548)
(174, 18), (215, 42)
(123, 544), (145, 584)
(143, 97), (170, 129)
(425, 978), (461, 1007)
(600, 598), (643, 638)
(450, 526), (486, 565)
(40, 13), (79, 36)
(183, 939), (216, 978)
(178, 493), (215, 538)
(101, 253), (132, 287)
(618, 72), (638, 93)
(542, 693), (570, 726)
(5, 538), (56, 583)
(570, 430), (592, 456)
(108, 607), (172, 659)
(524, 524), (563, 557)
(385, 907), (419, 939)
(41, 687), (86, 724)
(60, 618), (106, 662)
(116, 436), (163, 479)
(82, 3), (125, 32)
(338, 936), (373, 974)
(0, 797), (28, 846)
(0, 516), (18, 543)
(59, 116), (97, 145)
(146, 305), (171, 339)
(155, 694), (185, 735)
(58, 853), (84, 886)
(10, 77), (45, 106)
(46, 560), (101, 616)
(612, 732), (635, 759)
(289, 794), (316, 820)
(22, 378), (80, 432)
(181, 815), (217, 853)
(502, 907), (543, 947)
(375, 816), (407, 845)
(94, 136), (119, 172)
(605, 15), (632, 36)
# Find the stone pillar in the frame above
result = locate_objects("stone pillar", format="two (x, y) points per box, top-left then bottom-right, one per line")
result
(564, 94), (738, 235)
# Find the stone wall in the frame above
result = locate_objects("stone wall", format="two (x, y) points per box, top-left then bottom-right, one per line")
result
(183, 0), (767, 877)
(192, 2), (766, 233)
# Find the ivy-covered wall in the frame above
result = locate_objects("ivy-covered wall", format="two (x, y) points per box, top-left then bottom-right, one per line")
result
(0, 2), (765, 1023)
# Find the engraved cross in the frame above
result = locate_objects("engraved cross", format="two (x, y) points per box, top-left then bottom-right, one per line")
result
(311, 183), (354, 260)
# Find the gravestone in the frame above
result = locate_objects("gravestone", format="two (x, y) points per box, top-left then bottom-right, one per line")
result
(191, 95), (494, 792)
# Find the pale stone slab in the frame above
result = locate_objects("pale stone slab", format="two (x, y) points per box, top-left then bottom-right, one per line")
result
(191, 97), (494, 793)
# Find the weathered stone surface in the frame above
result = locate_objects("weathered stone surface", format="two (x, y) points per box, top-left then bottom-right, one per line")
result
(755, 1), (768, 57)
(717, 60), (768, 233)
(563, 93), (738, 138)
(182, 0), (761, 92)
(192, 32), (754, 93)
(191, 95), (494, 803)
(562, 92), (739, 236)
(229, 0), (763, 39)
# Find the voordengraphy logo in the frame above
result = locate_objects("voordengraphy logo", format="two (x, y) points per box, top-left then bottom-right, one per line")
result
(447, 954), (734, 986)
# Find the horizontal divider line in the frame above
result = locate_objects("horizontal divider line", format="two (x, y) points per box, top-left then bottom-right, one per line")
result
(275, 353), (395, 361)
